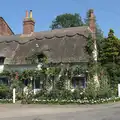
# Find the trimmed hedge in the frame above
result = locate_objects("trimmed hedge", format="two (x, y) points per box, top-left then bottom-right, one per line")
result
(0, 99), (12, 104)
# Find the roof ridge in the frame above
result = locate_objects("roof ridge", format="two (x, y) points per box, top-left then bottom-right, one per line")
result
(0, 33), (88, 45)
(34, 26), (89, 33)
(0, 26), (91, 45)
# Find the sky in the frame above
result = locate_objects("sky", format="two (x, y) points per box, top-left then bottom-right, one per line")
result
(0, 0), (120, 37)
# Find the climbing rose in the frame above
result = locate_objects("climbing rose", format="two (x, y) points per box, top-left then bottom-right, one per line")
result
(15, 72), (19, 80)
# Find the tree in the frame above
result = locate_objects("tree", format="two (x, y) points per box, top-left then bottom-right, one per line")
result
(99, 29), (120, 64)
(99, 29), (120, 86)
(50, 13), (84, 29)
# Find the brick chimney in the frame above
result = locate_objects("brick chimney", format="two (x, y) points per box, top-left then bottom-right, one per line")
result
(89, 9), (96, 33)
(89, 9), (98, 85)
(23, 10), (35, 34)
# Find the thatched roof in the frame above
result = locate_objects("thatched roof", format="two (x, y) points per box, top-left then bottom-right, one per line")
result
(0, 26), (92, 64)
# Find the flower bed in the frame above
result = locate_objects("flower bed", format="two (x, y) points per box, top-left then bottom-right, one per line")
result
(28, 97), (120, 105)
(0, 99), (12, 104)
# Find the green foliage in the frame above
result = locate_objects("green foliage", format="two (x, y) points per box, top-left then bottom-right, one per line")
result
(84, 33), (96, 80)
(0, 84), (10, 99)
(99, 29), (120, 87)
(84, 9), (103, 41)
(72, 89), (80, 100)
(47, 89), (60, 100)
(99, 29), (120, 64)
(85, 79), (98, 99)
(0, 70), (11, 76)
(34, 89), (48, 99)
(16, 92), (23, 100)
(55, 76), (66, 90)
(50, 13), (84, 29)
(85, 34), (94, 57)
(98, 79), (112, 98)
(60, 89), (72, 100)
(97, 68), (112, 98)
(84, 9), (104, 62)
(20, 64), (115, 104)
(103, 63), (120, 87)
(0, 99), (12, 104)
(85, 65), (114, 100)
(72, 88), (85, 100)
(21, 85), (34, 104)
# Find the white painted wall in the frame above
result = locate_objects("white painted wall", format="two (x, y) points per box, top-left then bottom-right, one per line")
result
(0, 65), (4, 73)
(4, 64), (37, 72)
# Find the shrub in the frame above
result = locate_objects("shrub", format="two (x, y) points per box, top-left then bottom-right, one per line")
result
(112, 87), (118, 97)
(16, 92), (23, 100)
(72, 89), (80, 100)
(34, 89), (48, 99)
(97, 80), (112, 98)
(47, 89), (60, 100)
(0, 99), (12, 103)
(60, 89), (72, 100)
(85, 80), (98, 100)
(97, 72), (115, 99)
(55, 76), (66, 90)
(0, 84), (9, 99)
(21, 91), (34, 104)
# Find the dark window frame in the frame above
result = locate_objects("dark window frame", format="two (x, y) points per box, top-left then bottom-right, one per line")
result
(0, 56), (5, 64)
(37, 53), (46, 63)
(72, 76), (86, 88)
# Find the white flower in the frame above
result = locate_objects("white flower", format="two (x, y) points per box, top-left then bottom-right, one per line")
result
(80, 92), (83, 95)
(71, 89), (75, 92)
(59, 74), (62, 77)
(67, 100), (70, 102)
(36, 99), (39, 101)
(84, 97), (87, 100)
(37, 63), (42, 70)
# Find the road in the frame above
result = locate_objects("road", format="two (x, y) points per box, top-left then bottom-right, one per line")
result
(0, 103), (120, 120)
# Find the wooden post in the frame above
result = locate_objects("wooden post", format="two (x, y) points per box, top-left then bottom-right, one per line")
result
(13, 88), (16, 104)
(33, 79), (36, 94)
(118, 84), (120, 97)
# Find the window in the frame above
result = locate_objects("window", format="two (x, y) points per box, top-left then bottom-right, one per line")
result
(23, 79), (29, 86)
(35, 78), (40, 89)
(0, 57), (5, 64)
(0, 77), (9, 85)
(72, 76), (86, 88)
(37, 53), (46, 63)
(32, 77), (43, 89)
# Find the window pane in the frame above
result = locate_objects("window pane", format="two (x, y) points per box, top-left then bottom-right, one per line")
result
(72, 77), (85, 88)
(35, 79), (40, 89)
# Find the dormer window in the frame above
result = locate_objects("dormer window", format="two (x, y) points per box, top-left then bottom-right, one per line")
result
(37, 53), (46, 63)
(0, 56), (5, 64)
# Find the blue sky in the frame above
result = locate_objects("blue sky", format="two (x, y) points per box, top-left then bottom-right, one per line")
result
(0, 0), (120, 37)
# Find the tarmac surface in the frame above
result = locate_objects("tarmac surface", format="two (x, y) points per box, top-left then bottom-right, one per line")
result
(0, 103), (120, 120)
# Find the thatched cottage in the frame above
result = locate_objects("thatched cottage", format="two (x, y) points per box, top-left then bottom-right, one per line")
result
(0, 10), (97, 90)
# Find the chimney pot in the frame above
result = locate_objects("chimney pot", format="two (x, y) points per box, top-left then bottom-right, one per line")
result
(30, 10), (33, 18)
(25, 10), (29, 19)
